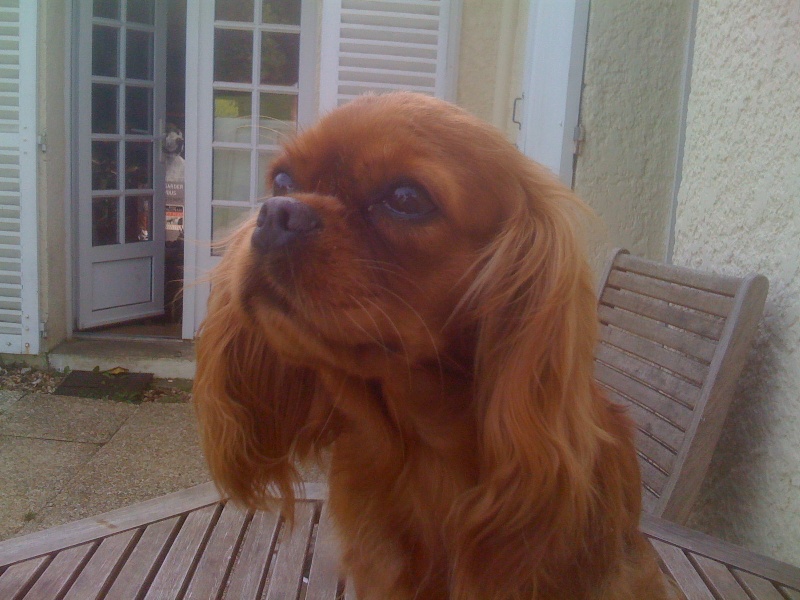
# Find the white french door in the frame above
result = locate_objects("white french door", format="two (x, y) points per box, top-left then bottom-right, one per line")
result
(183, 0), (317, 338)
(75, 0), (167, 329)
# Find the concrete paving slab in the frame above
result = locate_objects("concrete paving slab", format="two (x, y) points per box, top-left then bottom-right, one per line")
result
(17, 403), (210, 535)
(0, 436), (100, 540)
(0, 390), (23, 412)
(0, 393), (136, 444)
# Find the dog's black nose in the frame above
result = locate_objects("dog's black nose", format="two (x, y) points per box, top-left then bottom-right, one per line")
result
(251, 196), (322, 253)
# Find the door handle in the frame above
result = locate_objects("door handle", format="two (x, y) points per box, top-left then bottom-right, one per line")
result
(512, 95), (523, 130)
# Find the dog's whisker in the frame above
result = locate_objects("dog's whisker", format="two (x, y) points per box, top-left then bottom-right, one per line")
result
(342, 294), (392, 352)
(356, 293), (414, 378)
(352, 258), (427, 293)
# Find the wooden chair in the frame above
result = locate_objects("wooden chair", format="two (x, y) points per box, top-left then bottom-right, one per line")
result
(595, 249), (769, 523)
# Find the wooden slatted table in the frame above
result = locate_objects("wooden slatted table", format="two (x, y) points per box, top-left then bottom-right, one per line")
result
(1, 483), (798, 599)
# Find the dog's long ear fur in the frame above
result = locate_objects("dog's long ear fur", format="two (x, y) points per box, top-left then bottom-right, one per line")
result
(450, 163), (640, 598)
(193, 238), (328, 515)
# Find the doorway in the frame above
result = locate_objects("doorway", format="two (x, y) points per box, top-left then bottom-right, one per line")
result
(73, 0), (186, 339)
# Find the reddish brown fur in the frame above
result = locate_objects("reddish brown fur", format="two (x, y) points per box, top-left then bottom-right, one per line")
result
(194, 92), (682, 599)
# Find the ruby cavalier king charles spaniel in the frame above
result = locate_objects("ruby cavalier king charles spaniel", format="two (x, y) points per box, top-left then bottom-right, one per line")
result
(194, 92), (681, 600)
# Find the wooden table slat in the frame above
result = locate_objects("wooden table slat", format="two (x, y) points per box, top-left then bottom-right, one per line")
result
(22, 542), (94, 600)
(143, 504), (219, 600)
(104, 516), (180, 600)
(733, 569), (786, 600)
(642, 513), (800, 591)
(650, 539), (716, 600)
(0, 483), (222, 567)
(689, 553), (750, 600)
(62, 528), (138, 600)
(183, 501), (249, 599)
(779, 585), (800, 599)
(0, 556), (48, 599)
(264, 501), (316, 600)
(305, 503), (343, 600)
(224, 509), (281, 600)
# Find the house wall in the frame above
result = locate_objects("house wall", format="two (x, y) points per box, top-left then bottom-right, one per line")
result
(673, 0), (800, 565)
(573, 0), (693, 271)
(37, 0), (70, 352)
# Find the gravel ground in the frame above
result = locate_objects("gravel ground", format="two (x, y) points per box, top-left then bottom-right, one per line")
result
(0, 362), (192, 403)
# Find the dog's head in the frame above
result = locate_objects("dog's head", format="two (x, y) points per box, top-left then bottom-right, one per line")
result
(163, 129), (184, 155)
(221, 92), (593, 379)
(195, 92), (655, 599)
(196, 93), (610, 548)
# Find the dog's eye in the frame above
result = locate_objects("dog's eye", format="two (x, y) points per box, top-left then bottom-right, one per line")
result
(272, 172), (295, 196)
(382, 185), (436, 219)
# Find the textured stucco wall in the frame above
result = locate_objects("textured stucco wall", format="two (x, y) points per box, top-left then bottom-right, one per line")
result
(673, 0), (800, 564)
(573, 0), (693, 271)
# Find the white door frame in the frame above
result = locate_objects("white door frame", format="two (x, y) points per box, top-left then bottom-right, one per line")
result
(517, 0), (589, 187)
(180, 0), (210, 340)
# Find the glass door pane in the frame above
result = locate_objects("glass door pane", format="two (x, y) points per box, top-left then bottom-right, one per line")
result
(90, 0), (156, 248)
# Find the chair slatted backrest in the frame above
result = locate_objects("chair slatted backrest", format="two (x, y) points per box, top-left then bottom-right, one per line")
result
(595, 249), (768, 523)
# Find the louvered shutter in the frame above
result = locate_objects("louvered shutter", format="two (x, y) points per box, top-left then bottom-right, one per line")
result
(0, 1), (39, 354)
(319, 0), (460, 110)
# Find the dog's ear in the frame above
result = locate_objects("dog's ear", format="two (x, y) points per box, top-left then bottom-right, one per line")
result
(193, 239), (329, 515)
(450, 164), (635, 596)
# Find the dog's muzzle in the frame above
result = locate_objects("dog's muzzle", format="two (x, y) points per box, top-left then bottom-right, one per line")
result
(251, 197), (322, 254)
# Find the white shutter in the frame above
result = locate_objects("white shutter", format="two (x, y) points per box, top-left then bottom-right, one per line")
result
(0, 0), (38, 354)
(320, 0), (460, 110)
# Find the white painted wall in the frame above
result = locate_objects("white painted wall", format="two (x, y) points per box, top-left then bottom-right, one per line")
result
(573, 0), (693, 271)
(673, 0), (800, 565)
